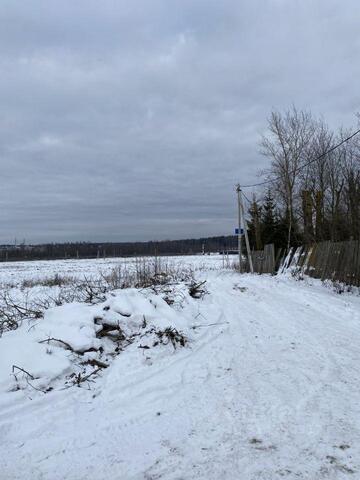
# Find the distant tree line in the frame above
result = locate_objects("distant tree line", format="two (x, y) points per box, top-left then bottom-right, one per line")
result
(247, 106), (360, 251)
(0, 236), (238, 262)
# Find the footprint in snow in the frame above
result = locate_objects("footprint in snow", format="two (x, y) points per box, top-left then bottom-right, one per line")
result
(249, 438), (277, 452)
(325, 455), (355, 474)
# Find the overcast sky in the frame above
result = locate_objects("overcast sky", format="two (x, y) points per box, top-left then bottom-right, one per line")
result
(0, 0), (359, 243)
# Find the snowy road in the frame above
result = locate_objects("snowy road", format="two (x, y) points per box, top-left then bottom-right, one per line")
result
(1, 271), (360, 479)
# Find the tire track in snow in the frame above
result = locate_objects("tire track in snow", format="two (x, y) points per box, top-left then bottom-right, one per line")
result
(175, 273), (360, 479)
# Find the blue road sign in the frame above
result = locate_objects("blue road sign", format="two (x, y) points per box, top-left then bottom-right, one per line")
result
(235, 228), (244, 235)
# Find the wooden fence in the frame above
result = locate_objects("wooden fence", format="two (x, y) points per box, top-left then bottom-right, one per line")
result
(246, 243), (276, 274)
(280, 240), (360, 287)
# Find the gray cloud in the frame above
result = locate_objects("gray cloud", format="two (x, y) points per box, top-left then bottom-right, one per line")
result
(0, 0), (359, 242)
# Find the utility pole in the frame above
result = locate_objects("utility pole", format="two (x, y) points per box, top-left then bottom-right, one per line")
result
(236, 184), (242, 272)
(240, 193), (254, 273)
(236, 184), (254, 274)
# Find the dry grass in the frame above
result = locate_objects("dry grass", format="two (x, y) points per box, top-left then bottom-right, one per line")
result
(21, 274), (76, 289)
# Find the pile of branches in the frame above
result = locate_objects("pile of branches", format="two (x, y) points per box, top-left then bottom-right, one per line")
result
(153, 327), (187, 349)
(0, 291), (43, 336)
(12, 313), (188, 392)
(188, 280), (208, 299)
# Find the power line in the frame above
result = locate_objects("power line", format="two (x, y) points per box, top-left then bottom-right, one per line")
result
(241, 191), (252, 205)
(241, 127), (360, 189)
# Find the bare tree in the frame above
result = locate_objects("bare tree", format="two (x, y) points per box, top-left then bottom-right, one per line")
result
(260, 106), (315, 250)
(257, 108), (360, 248)
(343, 133), (360, 239)
(300, 120), (334, 241)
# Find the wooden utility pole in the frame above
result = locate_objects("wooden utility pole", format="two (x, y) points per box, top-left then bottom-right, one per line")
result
(236, 184), (254, 273)
(240, 194), (254, 273)
(236, 185), (243, 272)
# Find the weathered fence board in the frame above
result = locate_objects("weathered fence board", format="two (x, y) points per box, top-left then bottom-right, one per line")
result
(280, 240), (360, 287)
(247, 243), (275, 274)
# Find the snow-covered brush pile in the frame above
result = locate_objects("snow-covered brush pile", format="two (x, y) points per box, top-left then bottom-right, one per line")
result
(0, 258), (201, 337)
(0, 283), (201, 396)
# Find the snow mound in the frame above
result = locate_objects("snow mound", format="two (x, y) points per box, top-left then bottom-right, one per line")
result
(36, 302), (102, 353)
(0, 334), (70, 392)
(0, 286), (192, 396)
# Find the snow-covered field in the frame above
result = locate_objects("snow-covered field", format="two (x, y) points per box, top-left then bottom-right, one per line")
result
(0, 255), (224, 287)
(1, 255), (360, 479)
